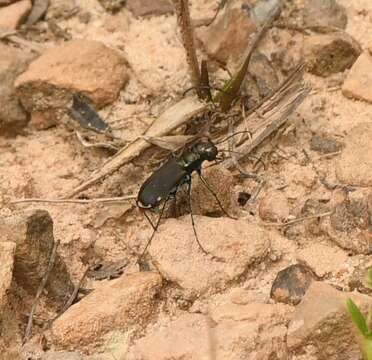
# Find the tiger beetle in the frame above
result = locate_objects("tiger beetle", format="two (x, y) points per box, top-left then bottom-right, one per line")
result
(136, 134), (249, 260)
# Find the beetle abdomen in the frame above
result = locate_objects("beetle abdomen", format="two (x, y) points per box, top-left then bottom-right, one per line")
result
(137, 157), (187, 208)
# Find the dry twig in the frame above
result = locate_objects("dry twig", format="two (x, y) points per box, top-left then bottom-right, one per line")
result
(173, 0), (202, 98)
(262, 211), (333, 228)
(23, 240), (60, 344)
(11, 196), (136, 205)
(46, 267), (89, 328)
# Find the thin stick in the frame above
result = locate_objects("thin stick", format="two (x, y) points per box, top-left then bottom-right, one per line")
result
(23, 240), (60, 344)
(173, 0), (202, 98)
(11, 196), (136, 205)
(262, 211), (333, 228)
(46, 267), (89, 328)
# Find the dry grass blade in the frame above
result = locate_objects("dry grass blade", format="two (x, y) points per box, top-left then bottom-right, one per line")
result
(223, 64), (310, 168)
(11, 195), (136, 204)
(217, 3), (281, 112)
(66, 96), (209, 198)
(26, 0), (49, 27)
(142, 135), (195, 151)
(173, 0), (202, 98)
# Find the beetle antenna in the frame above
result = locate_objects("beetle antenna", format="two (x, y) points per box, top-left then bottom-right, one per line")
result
(215, 130), (253, 145)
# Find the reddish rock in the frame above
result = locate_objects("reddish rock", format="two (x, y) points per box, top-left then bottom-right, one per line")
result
(196, 2), (256, 66)
(287, 281), (371, 359)
(342, 53), (372, 103)
(0, 0), (32, 30)
(126, 0), (173, 17)
(15, 40), (128, 116)
(304, 32), (361, 77)
(51, 272), (162, 349)
(259, 190), (290, 222)
(148, 216), (270, 297)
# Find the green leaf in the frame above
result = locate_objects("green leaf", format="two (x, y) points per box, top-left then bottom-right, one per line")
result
(361, 337), (372, 360)
(347, 298), (370, 337)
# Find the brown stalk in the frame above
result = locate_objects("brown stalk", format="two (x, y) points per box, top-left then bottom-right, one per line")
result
(173, 0), (202, 98)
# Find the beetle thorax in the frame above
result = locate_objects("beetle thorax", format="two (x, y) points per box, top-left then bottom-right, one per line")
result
(192, 140), (218, 161)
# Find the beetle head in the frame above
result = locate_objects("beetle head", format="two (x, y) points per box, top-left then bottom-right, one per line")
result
(194, 139), (218, 161)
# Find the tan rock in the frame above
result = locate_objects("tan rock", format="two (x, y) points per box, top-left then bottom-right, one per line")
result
(127, 308), (288, 360)
(126, 0), (173, 17)
(284, 163), (317, 190)
(149, 216), (270, 297)
(342, 53), (372, 103)
(196, 1), (256, 66)
(304, 32), (361, 77)
(41, 352), (86, 360)
(259, 190), (290, 222)
(51, 272), (162, 349)
(0, 242), (15, 307)
(297, 243), (348, 278)
(15, 40), (128, 114)
(336, 122), (372, 186)
(0, 44), (34, 135)
(287, 281), (371, 359)
(0, 0), (32, 30)
(0, 0), (18, 5)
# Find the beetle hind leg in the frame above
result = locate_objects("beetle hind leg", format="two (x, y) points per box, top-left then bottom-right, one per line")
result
(187, 178), (210, 255)
(137, 196), (170, 263)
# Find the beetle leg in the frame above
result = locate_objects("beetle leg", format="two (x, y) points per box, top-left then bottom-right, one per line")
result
(138, 196), (170, 262)
(186, 178), (209, 255)
(197, 173), (237, 220)
(142, 209), (157, 230)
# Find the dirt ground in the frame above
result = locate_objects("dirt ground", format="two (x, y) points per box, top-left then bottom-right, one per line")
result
(1, 0), (372, 359)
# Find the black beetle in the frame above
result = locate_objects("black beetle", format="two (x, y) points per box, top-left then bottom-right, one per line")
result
(136, 136), (235, 259)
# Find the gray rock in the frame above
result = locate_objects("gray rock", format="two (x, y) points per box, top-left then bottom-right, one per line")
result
(310, 133), (343, 154)
(303, 0), (347, 30)
(270, 264), (316, 305)
(304, 32), (362, 77)
(0, 209), (74, 304)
